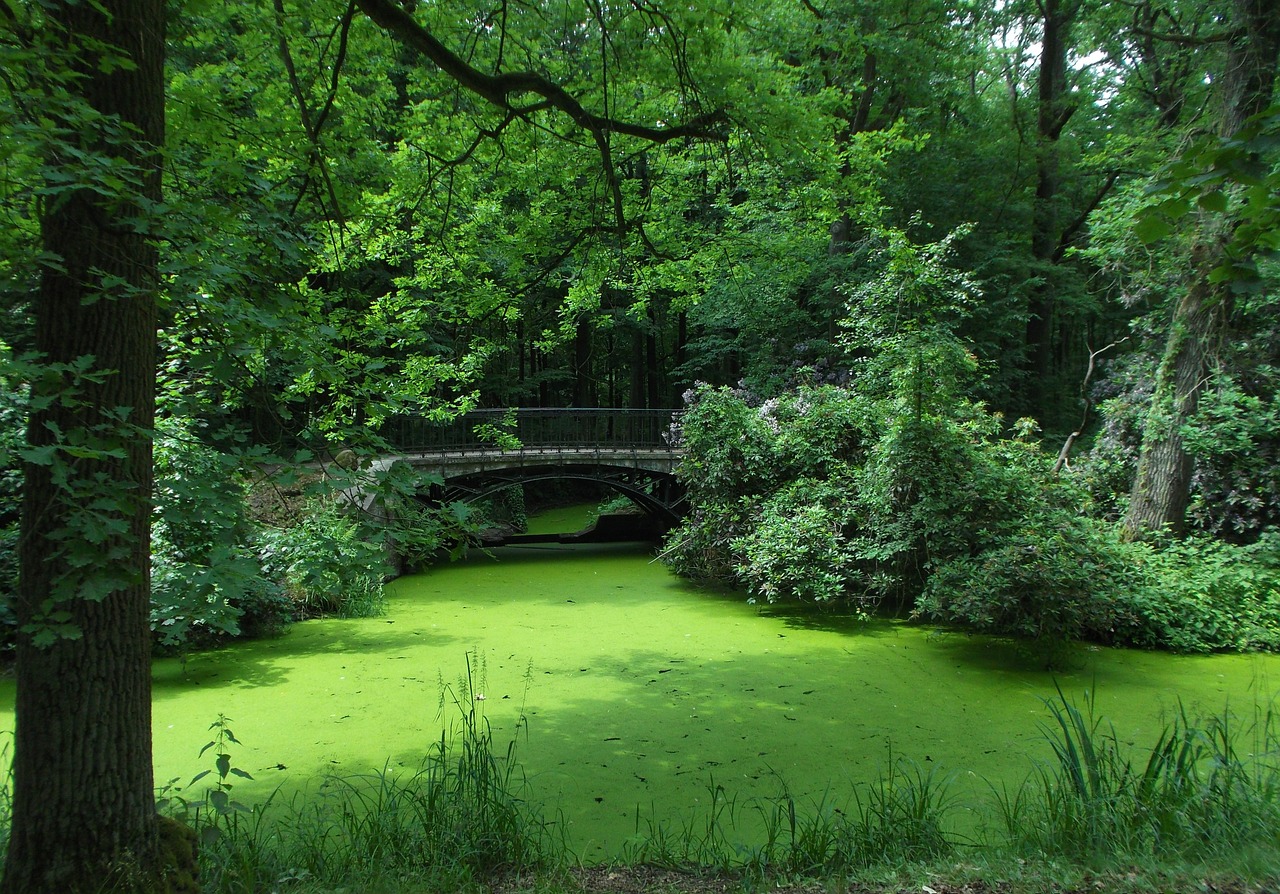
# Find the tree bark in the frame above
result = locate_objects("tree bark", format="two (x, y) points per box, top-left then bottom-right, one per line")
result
(1023, 0), (1078, 412)
(2, 1), (174, 891)
(1124, 241), (1224, 537)
(1123, 0), (1280, 539)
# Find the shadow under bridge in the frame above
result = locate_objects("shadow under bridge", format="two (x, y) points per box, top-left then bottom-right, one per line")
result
(379, 408), (689, 527)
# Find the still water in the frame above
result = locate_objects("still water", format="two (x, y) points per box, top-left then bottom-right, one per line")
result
(4, 512), (1278, 859)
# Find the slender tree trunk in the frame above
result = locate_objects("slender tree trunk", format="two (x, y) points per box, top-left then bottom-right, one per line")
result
(573, 316), (595, 406)
(2, 1), (180, 892)
(1024, 0), (1078, 412)
(1124, 0), (1280, 538)
(672, 310), (688, 406)
(646, 314), (660, 409)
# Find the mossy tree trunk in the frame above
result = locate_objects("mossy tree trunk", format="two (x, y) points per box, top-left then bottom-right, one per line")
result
(2, 0), (170, 890)
(1123, 0), (1280, 539)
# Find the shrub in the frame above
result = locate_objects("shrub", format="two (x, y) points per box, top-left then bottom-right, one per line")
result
(1126, 532), (1280, 652)
(662, 501), (754, 588)
(733, 477), (867, 609)
(674, 382), (780, 502)
(916, 514), (1150, 665)
(256, 499), (387, 619)
(151, 419), (284, 649)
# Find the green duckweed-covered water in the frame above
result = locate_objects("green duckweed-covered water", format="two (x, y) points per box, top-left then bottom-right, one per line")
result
(1, 512), (1277, 860)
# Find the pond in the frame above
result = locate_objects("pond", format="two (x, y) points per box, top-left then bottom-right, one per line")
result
(1, 510), (1277, 861)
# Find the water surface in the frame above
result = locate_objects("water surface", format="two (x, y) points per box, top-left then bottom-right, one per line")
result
(2, 527), (1276, 860)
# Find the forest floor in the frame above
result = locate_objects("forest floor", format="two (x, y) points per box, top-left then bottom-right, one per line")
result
(493, 866), (1278, 894)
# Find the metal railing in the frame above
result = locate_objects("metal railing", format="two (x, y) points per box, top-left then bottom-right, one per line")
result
(384, 408), (682, 453)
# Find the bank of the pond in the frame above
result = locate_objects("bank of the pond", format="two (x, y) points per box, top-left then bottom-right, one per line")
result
(0, 531), (1275, 863)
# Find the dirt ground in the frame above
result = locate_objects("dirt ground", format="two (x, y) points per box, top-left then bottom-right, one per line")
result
(493, 866), (1278, 894)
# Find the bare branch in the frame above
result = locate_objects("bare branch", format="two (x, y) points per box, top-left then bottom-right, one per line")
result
(1131, 26), (1234, 46)
(1053, 337), (1130, 474)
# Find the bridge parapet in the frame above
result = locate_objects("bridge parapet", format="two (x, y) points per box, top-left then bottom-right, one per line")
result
(383, 407), (681, 453)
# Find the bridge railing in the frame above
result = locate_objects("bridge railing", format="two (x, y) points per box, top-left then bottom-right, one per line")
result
(384, 408), (682, 453)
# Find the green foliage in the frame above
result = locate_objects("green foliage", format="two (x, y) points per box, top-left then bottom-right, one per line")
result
(733, 477), (864, 609)
(1126, 533), (1280, 653)
(256, 499), (386, 619)
(363, 459), (484, 568)
(672, 384), (781, 502)
(189, 716), (256, 838)
(916, 515), (1150, 666)
(0, 352), (150, 645)
(669, 225), (1076, 609)
(150, 419), (284, 648)
(1137, 104), (1280, 289)
(919, 522), (1280, 659)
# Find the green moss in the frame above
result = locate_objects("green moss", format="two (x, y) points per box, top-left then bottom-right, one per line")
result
(156, 815), (198, 894)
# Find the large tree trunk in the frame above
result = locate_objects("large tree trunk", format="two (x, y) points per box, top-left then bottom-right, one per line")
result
(1123, 240), (1225, 537)
(1123, 0), (1280, 539)
(2, 1), (178, 891)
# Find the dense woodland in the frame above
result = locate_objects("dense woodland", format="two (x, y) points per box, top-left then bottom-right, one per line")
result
(1, 0), (1279, 889)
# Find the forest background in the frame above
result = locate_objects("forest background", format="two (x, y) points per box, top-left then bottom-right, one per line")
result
(1, 0), (1279, 889)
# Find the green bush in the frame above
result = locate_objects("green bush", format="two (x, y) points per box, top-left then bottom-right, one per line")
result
(918, 520), (1280, 659)
(733, 476), (867, 609)
(675, 383), (781, 502)
(1125, 532), (1280, 652)
(916, 514), (1150, 665)
(256, 499), (387, 619)
(151, 420), (287, 649)
(668, 226), (1084, 609)
(663, 499), (753, 588)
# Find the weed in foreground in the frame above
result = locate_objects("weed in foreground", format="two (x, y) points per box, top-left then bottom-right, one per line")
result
(624, 757), (957, 881)
(172, 653), (556, 893)
(996, 684), (1280, 869)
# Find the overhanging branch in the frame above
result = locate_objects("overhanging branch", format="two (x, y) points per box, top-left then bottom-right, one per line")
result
(353, 0), (728, 144)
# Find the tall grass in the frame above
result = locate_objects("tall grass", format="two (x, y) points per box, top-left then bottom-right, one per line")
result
(997, 684), (1280, 870)
(623, 758), (955, 880)
(188, 655), (556, 893)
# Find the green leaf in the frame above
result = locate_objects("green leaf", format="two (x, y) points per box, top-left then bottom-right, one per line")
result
(18, 445), (58, 466)
(1133, 215), (1171, 244)
(1197, 191), (1228, 213)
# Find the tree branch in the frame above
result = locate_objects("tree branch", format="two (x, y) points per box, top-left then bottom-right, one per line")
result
(353, 0), (728, 144)
(1053, 337), (1129, 474)
(1053, 169), (1120, 262)
(1131, 26), (1234, 46)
